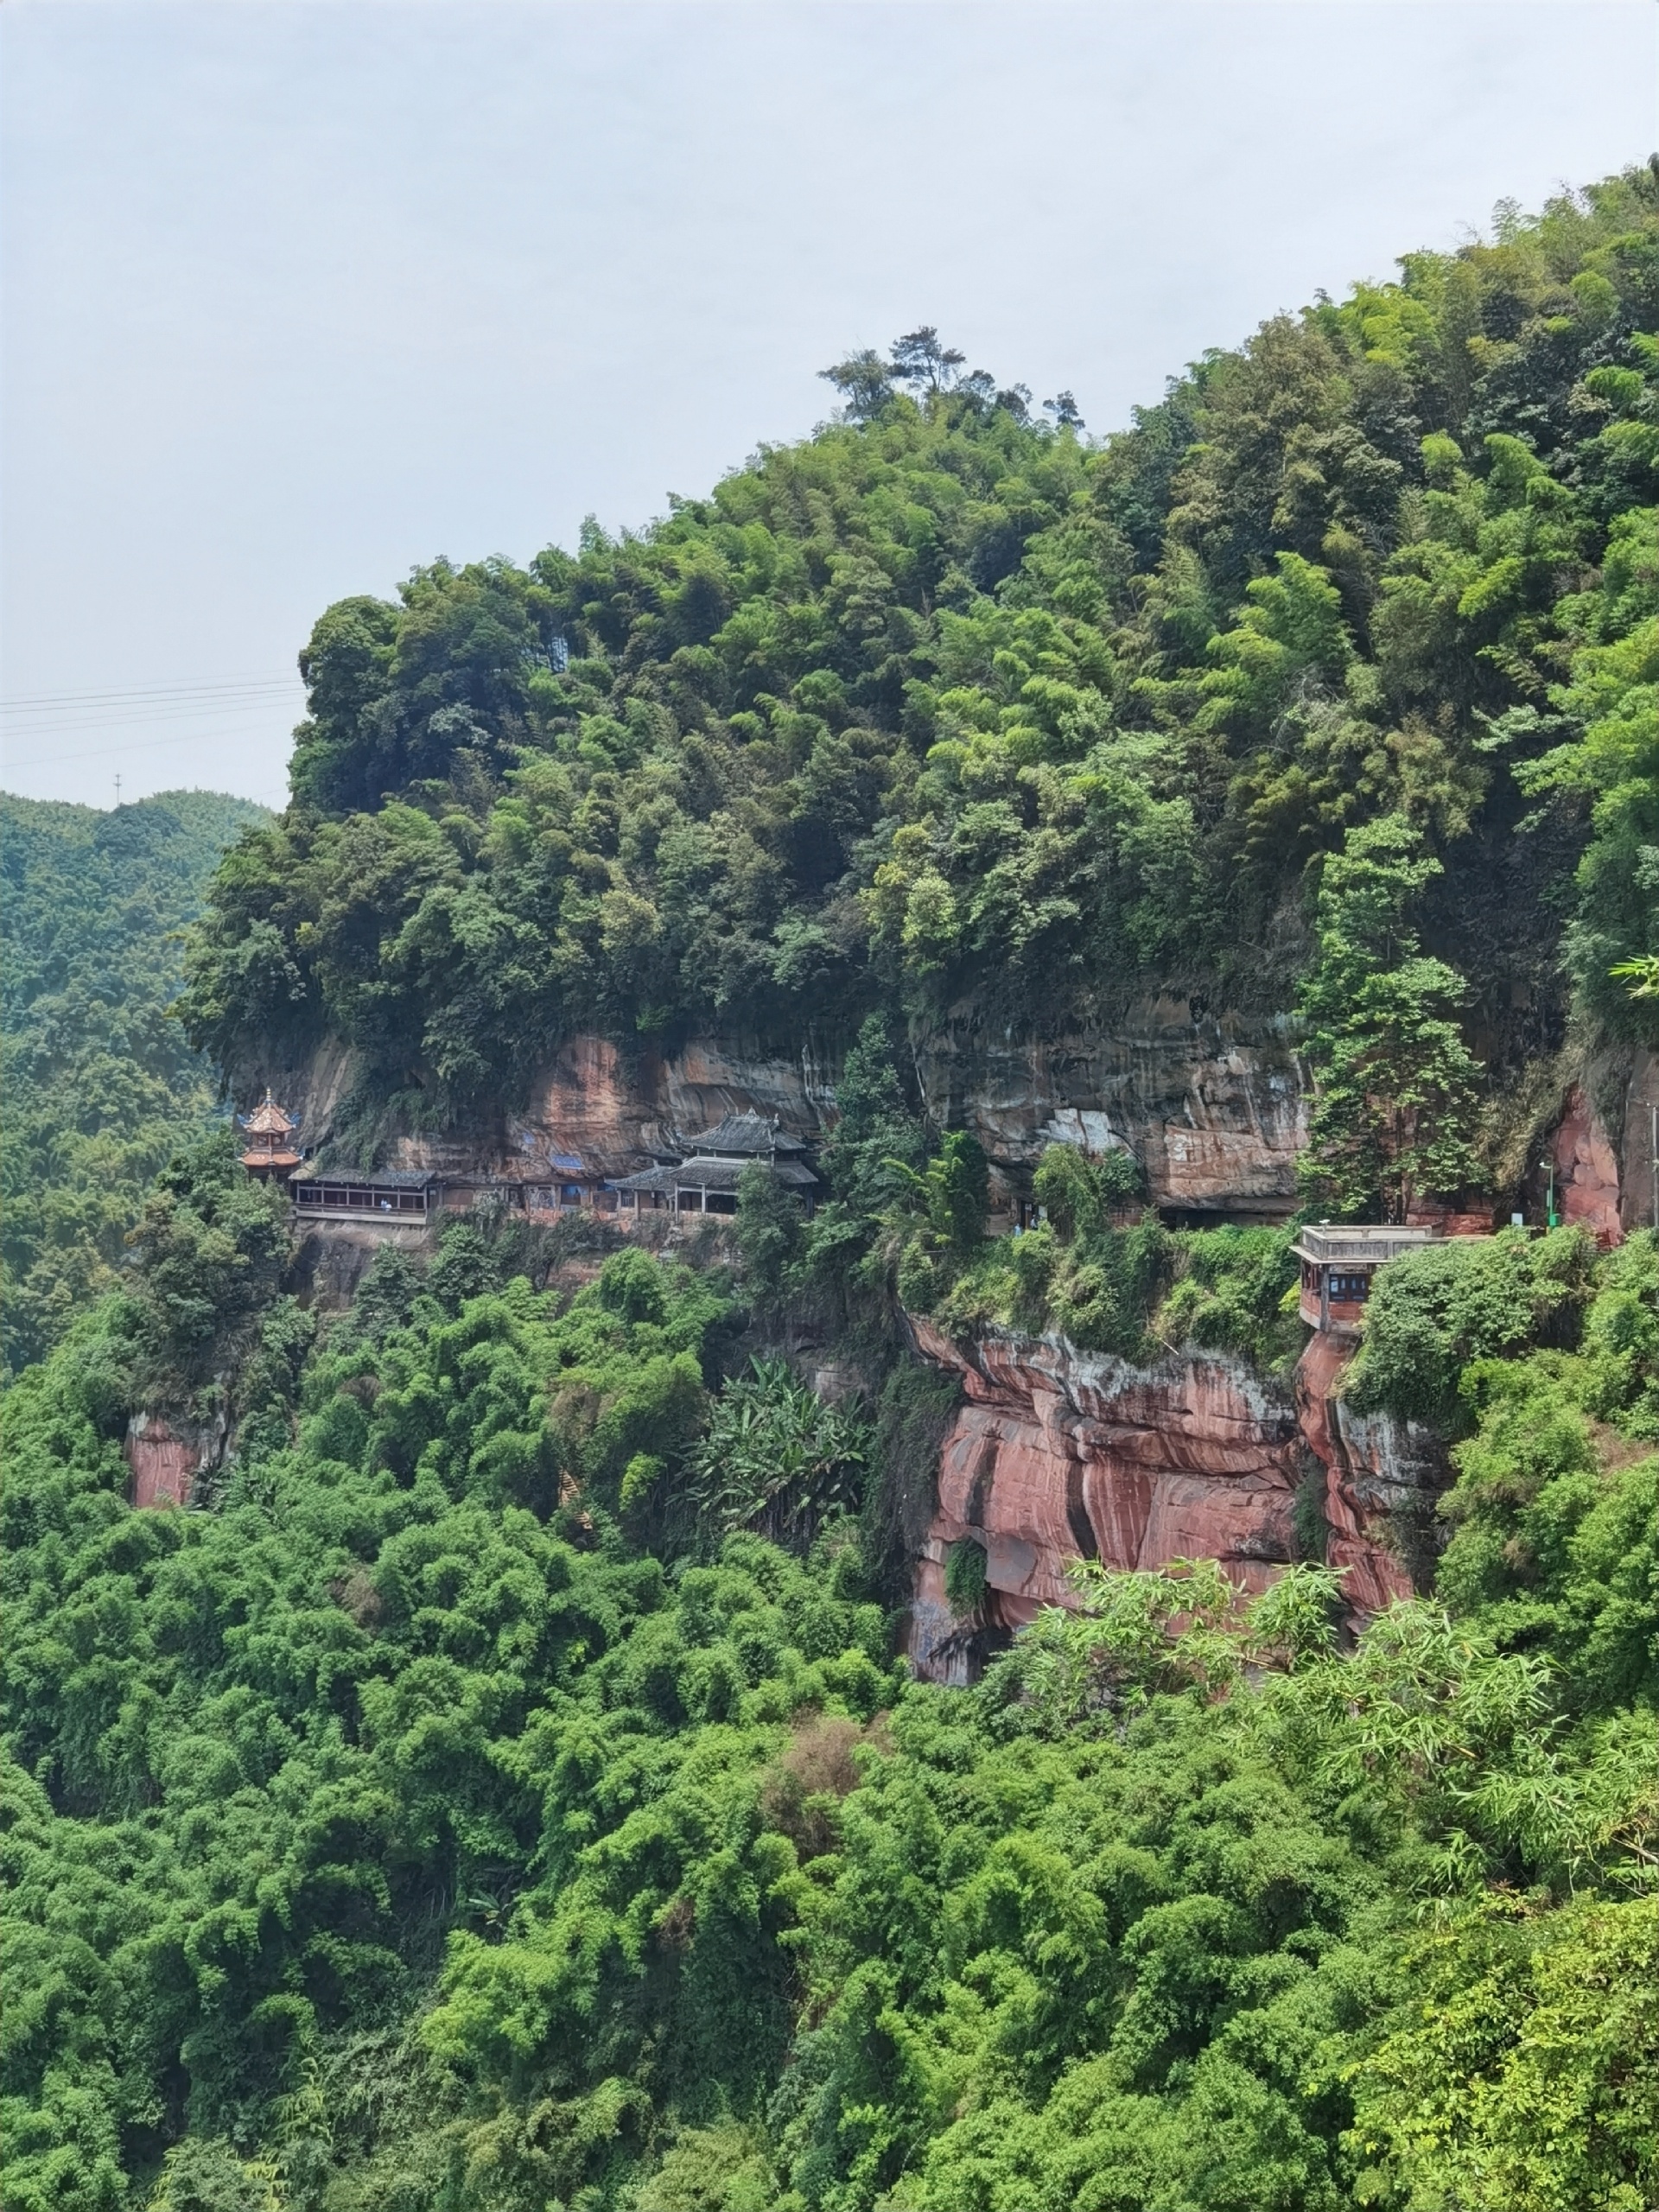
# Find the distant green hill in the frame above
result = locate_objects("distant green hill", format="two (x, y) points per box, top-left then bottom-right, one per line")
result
(1, 788), (270, 1375)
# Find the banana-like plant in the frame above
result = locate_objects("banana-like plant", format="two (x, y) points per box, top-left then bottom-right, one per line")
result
(690, 1357), (872, 1546)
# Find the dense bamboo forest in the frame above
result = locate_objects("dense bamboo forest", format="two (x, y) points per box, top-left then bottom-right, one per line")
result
(3, 168), (1657, 2212)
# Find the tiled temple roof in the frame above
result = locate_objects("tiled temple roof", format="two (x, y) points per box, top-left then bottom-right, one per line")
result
(613, 1154), (817, 1194)
(687, 1111), (808, 1155)
(241, 1090), (298, 1135)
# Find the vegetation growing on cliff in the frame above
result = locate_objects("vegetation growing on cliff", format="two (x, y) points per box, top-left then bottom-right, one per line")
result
(0, 791), (270, 1376)
(721, 1017), (1299, 1370)
(1296, 814), (1481, 1219)
(881, 1135), (1302, 1370)
(180, 169), (1659, 1185)
(4, 1220), (1656, 2210)
(1344, 1222), (1599, 1430)
(7, 169), (1659, 2212)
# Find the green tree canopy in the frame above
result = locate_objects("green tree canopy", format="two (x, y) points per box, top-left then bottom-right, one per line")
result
(1298, 814), (1482, 1219)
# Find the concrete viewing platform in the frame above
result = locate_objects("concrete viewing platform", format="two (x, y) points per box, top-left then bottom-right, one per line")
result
(1291, 1222), (1483, 1336)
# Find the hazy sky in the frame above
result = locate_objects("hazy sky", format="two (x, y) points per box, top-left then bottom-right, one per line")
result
(3, 0), (1654, 810)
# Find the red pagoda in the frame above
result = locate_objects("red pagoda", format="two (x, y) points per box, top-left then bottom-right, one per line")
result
(239, 1091), (302, 1180)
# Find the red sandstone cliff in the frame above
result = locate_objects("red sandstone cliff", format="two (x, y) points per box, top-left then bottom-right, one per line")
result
(1293, 1332), (1442, 1614)
(244, 1001), (1307, 1217)
(906, 1315), (1442, 1683)
(911, 1001), (1306, 1220)
(906, 1318), (1309, 1682)
(124, 1410), (212, 1510)
(1554, 1082), (1624, 1244)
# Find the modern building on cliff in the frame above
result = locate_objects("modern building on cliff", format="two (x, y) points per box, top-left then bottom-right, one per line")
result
(1292, 1222), (1450, 1336)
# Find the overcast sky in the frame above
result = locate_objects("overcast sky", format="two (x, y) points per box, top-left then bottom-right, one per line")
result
(2, 0), (1654, 810)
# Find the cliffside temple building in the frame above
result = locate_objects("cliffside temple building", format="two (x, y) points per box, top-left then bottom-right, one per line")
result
(243, 1100), (817, 1228)
(245, 1096), (443, 1224)
(238, 1093), (303, 1180)
(289, 1169), (441, 1224)
(531, 1152), (603, 1211)
(612, 1112), (818, 1217)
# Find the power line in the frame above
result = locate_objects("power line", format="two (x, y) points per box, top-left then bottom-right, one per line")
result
(0, 675), (299, 712)
(2, 715), (299, 773)
(2, 700), (304, 742)
(3, 697), (302, 739)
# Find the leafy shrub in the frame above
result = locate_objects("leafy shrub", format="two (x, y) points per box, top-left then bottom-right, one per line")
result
(1574, 1229), (1659, 1427)
(1349, 1894), (1659, 2212)
(123, 1126), (290, 1409)
(1344, 1226), (1596, 1429)
(333, 1239), (422, 1347)
(943, 1538), (988, 1615)
(988, 1556), (1342, 1729)
(1155, 1224), (1300, 1367)
(733, 1160), (804, 1313)
(1297, 813), (1481, 1219)
(1032, 1143), (1144, 1238)
(1434, 1337), (1659, 1713)
(918, 1152), (1298, 1366)
(425, 1219), (501, 1313)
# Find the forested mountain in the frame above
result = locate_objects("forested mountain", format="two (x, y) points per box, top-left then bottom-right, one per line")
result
(3, 170), (1658, 2212)
(182, 166), (1659, 1157)
(1, 790), (270, 1376)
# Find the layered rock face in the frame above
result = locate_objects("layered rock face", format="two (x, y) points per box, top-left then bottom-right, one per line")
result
(124, 1409), (223, 1510)
(906, 1316), (1445, 1683)
(1293, 1332), (1441, 1615)
(912, 999), (1306, 1218)
(1554, 1083), (1623, 1245)
(1617, 1051), (1659, 1235)
(251, 1001), (1305, 1213)
(908, 1317), (1313, 1683)
(502, 1034), (842, 1180)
